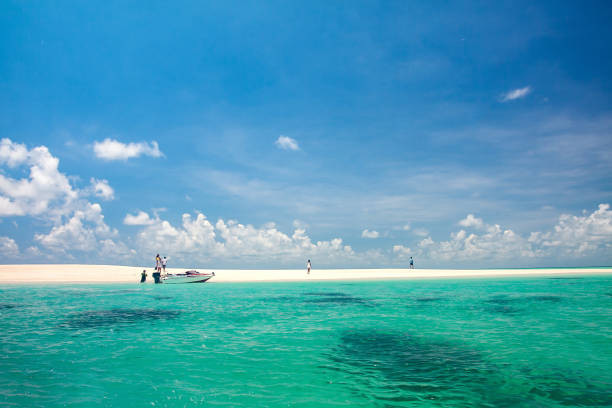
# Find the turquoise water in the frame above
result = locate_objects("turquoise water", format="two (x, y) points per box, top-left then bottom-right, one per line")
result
(1, 276), (611, 407)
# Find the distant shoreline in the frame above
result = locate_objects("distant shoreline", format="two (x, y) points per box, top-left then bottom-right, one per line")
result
(0, 264), (611, 284)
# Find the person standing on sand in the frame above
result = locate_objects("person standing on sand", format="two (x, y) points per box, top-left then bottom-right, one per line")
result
(409, 257), (414, 269)
(162, 257), (167, 273)
(153, 254), (162, 283)
(307, 259), (311, 275)
(155, 254), (162, 273)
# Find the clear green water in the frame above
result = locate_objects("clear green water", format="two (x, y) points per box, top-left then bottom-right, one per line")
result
(1, 276), (611, 407)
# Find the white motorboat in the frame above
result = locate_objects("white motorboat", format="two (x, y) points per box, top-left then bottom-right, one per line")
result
(161, 270), (215, 284)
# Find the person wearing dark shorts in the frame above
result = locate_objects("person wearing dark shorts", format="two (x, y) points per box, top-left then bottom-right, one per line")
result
(153, 271), (161, 283)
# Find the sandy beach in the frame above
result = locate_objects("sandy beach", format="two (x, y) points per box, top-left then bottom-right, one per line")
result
(0, 264), (610, 284)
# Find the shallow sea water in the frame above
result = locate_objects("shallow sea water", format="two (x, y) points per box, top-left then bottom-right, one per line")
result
(1, 275), (611, 407)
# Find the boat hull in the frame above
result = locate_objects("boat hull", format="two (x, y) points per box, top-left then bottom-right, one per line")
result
(161, 271), (214, 284)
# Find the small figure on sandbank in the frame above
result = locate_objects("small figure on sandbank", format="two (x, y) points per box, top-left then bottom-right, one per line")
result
(140, 269), (147, 283)
(153, 254), (162, 284)
(409, 257), (414, 269)
(162, 256), (167, 273)
(307, 259), (311, 275)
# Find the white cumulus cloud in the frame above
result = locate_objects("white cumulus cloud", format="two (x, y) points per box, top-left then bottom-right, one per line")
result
(392, 244), (412, 258)
(501, 86), (531, 102)
(0, 139), (28, 167)
(402, 204), (612, 265)
(275, 135), (299, 151)
(361, 229), (380, 239)
(132, 212), (357, 266)
(93, 138), (163, 161)
(413, 228), (429, 237)
(124, 211), (157, 226)
(458, 214), (484, 228)
(0, 236), (20, 258)
(0, 139), (132, 262)
(91, 178), (115, 200)
(528, 203), (612, 256)
(0, 138), (78, 217)
(34, 203), (117, 252)
(417, 224), (533, 262)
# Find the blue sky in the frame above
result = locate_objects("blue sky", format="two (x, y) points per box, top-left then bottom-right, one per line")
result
(1, 1), (611, 268)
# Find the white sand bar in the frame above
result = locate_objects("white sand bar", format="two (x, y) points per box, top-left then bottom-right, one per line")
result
(0, 264), (611, 284)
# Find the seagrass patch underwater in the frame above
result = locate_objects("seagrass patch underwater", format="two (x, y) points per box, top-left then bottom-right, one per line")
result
(0, 275), (611, 407)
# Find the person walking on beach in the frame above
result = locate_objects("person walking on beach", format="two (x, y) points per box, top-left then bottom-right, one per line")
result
(162, 256), (167, 273)
(307, 259), (311, 275)
(409, 257), (414, 269)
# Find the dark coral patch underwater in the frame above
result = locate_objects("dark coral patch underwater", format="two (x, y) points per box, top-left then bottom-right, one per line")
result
(523, 368), (612, 406)
(303, 292), (373, 306)
(0, 303), (17, 310)
(325, 329), (610, 406)
(326, 329), (505, 404)
(486, 294), (563, 304)
(61, 308), (180, 329)
(415, 297), (444, 303)
(483, 294), (563, 315)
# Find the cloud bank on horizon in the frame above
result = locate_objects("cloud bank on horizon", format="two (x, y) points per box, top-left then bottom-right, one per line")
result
(0, 138), (610, 268)
(1, 2), (611, 268)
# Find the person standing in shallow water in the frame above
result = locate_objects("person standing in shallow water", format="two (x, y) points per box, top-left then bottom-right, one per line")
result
(140, 269), (147, 283)
(307, 259), (311, 275)
(409, 257), (414, 269)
